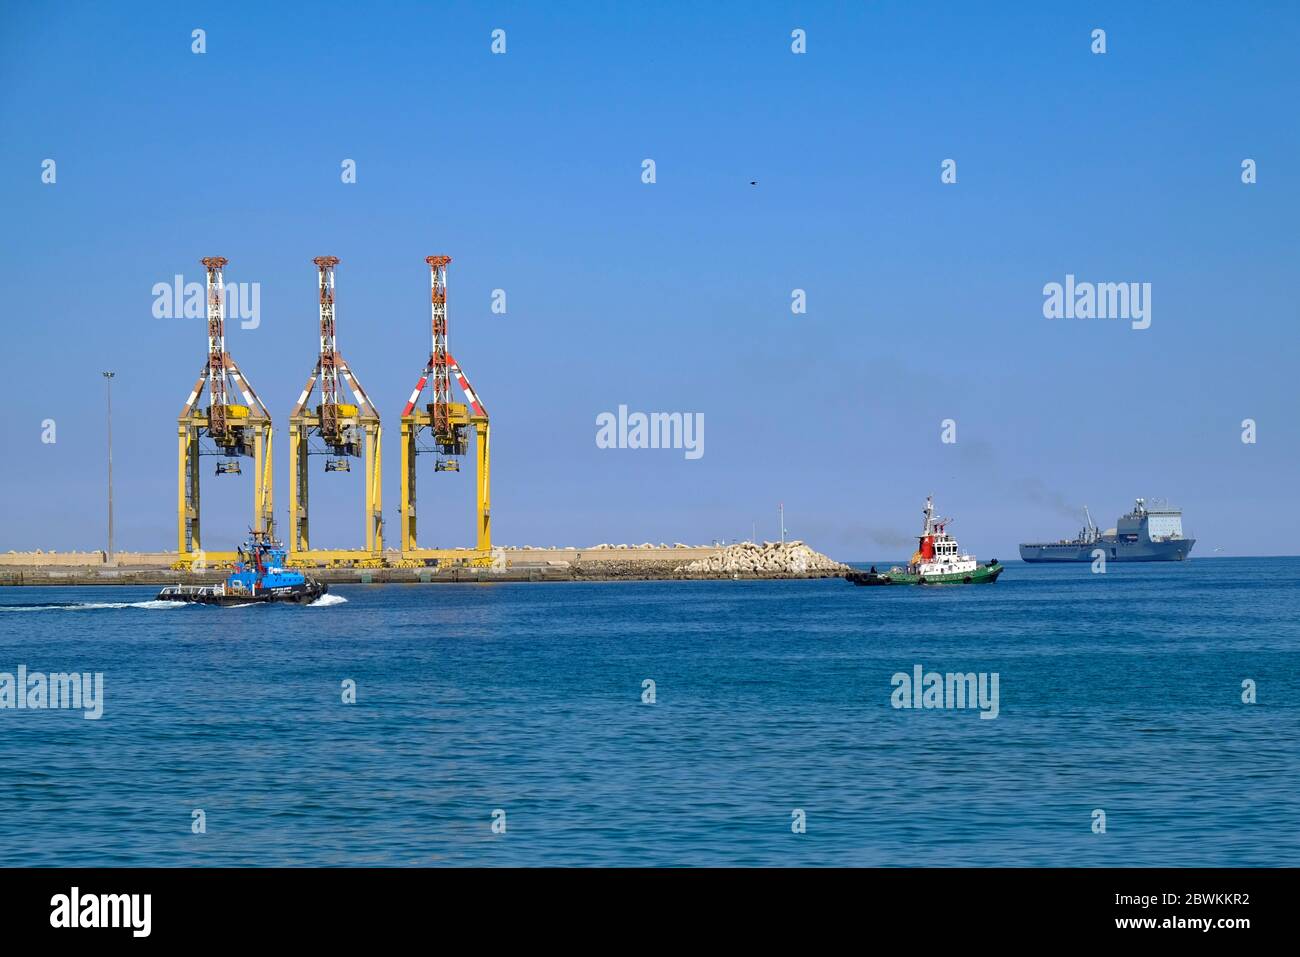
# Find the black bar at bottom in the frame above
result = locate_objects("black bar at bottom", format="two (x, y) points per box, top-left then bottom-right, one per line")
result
(0, 867), (1279, 942)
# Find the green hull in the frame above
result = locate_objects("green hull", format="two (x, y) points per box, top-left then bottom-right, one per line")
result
(847, 562), (1003, 586)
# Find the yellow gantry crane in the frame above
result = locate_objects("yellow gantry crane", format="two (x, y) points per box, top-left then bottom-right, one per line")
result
(286, 256), (383, 565)
(399, 256), (492, 565)
(176, 256), (274, 565)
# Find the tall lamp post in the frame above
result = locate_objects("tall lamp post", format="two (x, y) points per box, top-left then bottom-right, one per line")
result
(102, 371), (115, 564)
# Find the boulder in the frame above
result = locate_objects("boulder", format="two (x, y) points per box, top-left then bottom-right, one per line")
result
(675, 541), (848, 575)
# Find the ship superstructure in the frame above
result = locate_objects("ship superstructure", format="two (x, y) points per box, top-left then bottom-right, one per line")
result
(912, 497), (978, 578)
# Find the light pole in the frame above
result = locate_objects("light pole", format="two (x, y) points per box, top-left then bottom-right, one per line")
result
(102, 371), (115, 564)
(779, 502), (786, 545)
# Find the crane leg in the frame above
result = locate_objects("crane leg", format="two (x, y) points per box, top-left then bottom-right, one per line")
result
(475, 419), (491, 553)
(400, 417), (417, 552)
(253, 427), (266, 534)
(366, 422), (383, 555)
(177, 426), (189, 554)
(290, 420), (309, 553)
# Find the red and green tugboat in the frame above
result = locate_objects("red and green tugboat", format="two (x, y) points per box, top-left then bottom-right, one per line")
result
(847, 496), (1003, 586)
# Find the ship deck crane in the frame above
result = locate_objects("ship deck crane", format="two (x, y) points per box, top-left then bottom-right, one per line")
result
(176, 256), (274, 566)
(399, 255), (492, 566)
(287, 257), (383, 565)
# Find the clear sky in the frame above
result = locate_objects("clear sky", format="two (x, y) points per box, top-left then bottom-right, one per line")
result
(2, 1), (1297, 559)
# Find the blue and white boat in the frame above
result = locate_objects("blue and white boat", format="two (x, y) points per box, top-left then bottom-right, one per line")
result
(157, 532), (328, 605)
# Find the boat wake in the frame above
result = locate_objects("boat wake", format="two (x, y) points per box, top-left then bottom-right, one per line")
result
(0, 599), (191, 612)
(308, 593), (348, 607)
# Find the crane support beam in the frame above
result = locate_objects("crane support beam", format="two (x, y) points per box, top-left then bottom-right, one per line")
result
(400, 416), (417, 552)
(289, 419), (310, 552)
(474, 417), (491, 552)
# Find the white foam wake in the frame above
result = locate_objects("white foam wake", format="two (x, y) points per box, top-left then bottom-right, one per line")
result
(308, 593), (348, 607)
(0, 599), (191, 612)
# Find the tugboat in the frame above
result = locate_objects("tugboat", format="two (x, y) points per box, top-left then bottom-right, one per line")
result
(847, 496), (1003, 586)
(157, 530), (328, 605)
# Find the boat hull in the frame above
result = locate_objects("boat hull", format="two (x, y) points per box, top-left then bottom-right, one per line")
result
(847, 563), (1004, 586)
(1019, 538), (1195, 563)
(156, 581), (329, 605)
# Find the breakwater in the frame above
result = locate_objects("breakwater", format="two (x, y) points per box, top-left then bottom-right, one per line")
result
(0, 541), (849, 586)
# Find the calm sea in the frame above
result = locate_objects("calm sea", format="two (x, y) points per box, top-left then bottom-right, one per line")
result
(1, 557), (1296, 866)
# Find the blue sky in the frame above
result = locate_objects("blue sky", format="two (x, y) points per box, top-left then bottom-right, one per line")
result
(2, 1), (1297, 558)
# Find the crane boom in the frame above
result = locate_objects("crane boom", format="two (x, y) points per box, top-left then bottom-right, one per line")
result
(202, 256), (230, 441)
(426, 255), (454, 450)
(313, 256), (342, 445)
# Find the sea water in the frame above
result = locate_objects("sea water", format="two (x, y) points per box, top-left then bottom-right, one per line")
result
(0, 557), (1296, 866)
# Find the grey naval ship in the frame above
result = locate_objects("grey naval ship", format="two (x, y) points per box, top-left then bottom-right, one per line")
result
(1019, 498), (1195, 563)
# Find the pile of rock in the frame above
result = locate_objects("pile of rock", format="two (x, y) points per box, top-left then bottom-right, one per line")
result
(586, 543), (700, 550)
(571, 559), (683, 580)
(676, 541), (848, 576)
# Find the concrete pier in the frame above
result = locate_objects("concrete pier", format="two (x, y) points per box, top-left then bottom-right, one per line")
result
(0, 542), (849, 586)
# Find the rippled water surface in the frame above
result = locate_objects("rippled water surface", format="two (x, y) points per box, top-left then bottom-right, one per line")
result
(1, 557), (1296, 866)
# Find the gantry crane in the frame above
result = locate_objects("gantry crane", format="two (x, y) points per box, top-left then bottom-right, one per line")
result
(286, 257), (383, 565)
(177, 256), (274, 564)
(399, 255), (492, 565)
